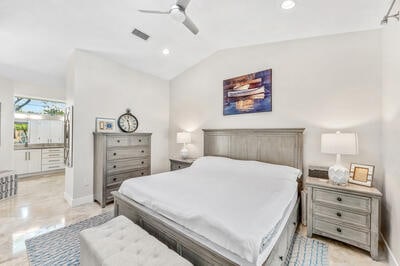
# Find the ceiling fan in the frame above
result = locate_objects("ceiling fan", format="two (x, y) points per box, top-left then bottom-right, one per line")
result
(138, 0), (199, 35)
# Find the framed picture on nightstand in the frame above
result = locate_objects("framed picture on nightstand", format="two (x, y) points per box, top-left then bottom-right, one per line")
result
(349, 163), (375, 187)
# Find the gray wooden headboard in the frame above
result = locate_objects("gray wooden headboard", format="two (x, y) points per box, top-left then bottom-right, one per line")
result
(203, 128), (304, 172)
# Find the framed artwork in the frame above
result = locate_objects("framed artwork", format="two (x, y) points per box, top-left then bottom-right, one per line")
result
(349, 163), (375, 187)
(64, 106), (73, 167)
(95, 117), (116, 133)
(223, 69), (272, 115)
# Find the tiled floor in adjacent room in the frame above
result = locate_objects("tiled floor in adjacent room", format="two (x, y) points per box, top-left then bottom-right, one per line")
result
(0, 174), (389, 266)
(0, 173), (112, 266)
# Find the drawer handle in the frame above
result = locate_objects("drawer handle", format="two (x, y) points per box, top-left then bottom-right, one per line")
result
(279, 256), (283, 261)
(141, 150), (144, 153)
(113, 152), (117, 156)
(117, 140), (120, 143)
(336, 212), (342, 217)
(113, 177), (117, 182)
(141, 172), (144, 175)
(337, 227), (342, 233)
(337, 196), (342, 202)
(139, 139), (142, 142)
(178, 165), (181, 168)
(113, 165), (116, 169)
(141, 161), (144, 164)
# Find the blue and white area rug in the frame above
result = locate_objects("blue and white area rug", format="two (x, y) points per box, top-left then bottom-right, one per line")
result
(26, 212), (328, 266)
(25, 211), (113, 266)
(286, 233), (329, 266)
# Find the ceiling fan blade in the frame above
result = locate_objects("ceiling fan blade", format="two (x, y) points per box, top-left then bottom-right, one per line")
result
(138, 9), (170, 14)
(182, 16), (199, 35)
(177, 0), (191, 9)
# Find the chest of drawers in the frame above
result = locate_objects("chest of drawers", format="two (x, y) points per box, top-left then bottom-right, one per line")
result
(305, 177), (382, 260)
(93, 133), (151, 207)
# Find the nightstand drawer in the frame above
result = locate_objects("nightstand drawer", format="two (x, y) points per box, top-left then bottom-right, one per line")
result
(171, 162), (190, 171)
(314, 219), (370, 246)
(170, 158), (194, 171)
(314, 188), (371, 212)
(314, 204), (370, 228)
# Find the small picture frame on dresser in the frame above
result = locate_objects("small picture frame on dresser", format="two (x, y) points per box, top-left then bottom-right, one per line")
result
(349, 163), (374, 187)
(95, 118), (116, 133)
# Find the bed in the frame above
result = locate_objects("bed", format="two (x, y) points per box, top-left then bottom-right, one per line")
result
(112, 128), (304, 266)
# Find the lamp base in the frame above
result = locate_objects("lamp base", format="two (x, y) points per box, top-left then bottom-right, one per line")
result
(328, 164), (349, 185)
(180, 146), (189, 159)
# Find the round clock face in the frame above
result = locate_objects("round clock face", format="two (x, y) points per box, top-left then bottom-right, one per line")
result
(118, 112), (138, 133)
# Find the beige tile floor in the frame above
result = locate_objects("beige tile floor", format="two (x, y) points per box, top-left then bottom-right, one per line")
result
(0, 173), (112, 266)
(0, 173), (389, 266)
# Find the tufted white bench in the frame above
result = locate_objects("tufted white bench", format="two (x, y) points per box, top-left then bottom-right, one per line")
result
(80, 215), (192, 266)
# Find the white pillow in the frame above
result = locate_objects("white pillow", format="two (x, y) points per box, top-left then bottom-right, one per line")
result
(191, 156), (302, 182)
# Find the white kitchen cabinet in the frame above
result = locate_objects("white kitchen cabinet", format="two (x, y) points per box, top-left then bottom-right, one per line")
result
(29, 120), (64, 144)
(14, 149), (42, 175)
(50, 120), (64, 143)
(41, 148), (65, 171)
(28, 150), (42, 173)
(14, 150), (29, 175)
(28, 120), (43, 144)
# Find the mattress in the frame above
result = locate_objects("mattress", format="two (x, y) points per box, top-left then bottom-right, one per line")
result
(119, 156), (301, 265)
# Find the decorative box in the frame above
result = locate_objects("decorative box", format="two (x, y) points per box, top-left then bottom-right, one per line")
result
(0, 171), (17, 200)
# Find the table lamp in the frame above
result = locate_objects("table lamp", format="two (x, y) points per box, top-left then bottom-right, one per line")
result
(177, 132), (191, 159)
(321, 131), (358, 185)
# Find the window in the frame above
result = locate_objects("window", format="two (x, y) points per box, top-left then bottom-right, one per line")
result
(14, 97), (65, 115)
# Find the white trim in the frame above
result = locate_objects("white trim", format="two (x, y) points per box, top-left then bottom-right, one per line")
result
(64, 191), (73, 206)
(381, 233), (399, 266)
(64, 192), (93, 207)
(71, 194), (93, 207)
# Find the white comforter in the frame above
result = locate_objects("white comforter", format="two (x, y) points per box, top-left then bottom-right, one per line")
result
(119, 156), (300, 264)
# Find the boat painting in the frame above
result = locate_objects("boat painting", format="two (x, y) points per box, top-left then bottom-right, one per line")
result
(223, 69), (272, 115)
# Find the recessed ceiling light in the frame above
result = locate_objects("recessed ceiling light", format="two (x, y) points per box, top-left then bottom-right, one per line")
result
(281, 0), (296, 10)
(162, 48), (170, 55)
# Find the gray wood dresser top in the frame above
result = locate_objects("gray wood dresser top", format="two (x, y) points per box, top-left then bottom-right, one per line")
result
(305, 177), (382, 260)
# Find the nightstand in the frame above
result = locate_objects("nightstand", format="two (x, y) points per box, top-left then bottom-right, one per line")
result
(305, 177), (382, 260)
(169, 158), (195, 171)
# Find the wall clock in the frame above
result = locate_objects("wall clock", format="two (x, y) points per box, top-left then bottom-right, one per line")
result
(117, 109), (138, 133)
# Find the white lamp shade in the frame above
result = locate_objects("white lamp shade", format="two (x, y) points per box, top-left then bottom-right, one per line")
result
(321, 132), (358, 155)
(177, 132), (191, 144)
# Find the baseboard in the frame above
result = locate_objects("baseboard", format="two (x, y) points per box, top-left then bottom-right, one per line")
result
(64, 192), (93, 207)
(64, 192), (73, 206)
(381, 233), (399, 266)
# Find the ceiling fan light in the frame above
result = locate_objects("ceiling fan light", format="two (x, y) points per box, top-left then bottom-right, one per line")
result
(162, 48), (170, 55)
(170, 6), (186, 23)
(281, 0), (296, 10)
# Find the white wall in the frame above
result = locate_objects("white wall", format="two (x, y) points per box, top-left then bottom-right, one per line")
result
(13, 80), (65, 101)
(382, 21), (400, 264)
(65, 50), (170, 205)
(0, 76), (14, 171)
(170, 30), (383, 185)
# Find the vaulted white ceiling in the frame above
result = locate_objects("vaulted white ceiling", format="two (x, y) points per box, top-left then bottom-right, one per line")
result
(0, 0), (387, 86)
